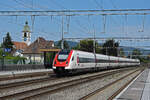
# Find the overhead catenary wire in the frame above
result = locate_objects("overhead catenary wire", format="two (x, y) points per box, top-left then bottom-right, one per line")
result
(108, 0), (124, 32)
(91, 0), (106, 34)
(66, 16), (70, 34)
(88, 15), (92, 34)
(101, 15), (106, 33)
(13, 0), (34, 10)
(142, 15), (146, 32)
(0, 2), (18, 10)
(31, 0), (33, 9)
(46, 0), (90, 35)
(92, 0), (104, 9)
(125, 15), (128, 34)
(48, 0), (91, 34)
(47, 0), (105, 33)
(108, 0), (117, 9)
(0, 11), (150, 16)
(50, 0), (66, 10)
(50, 15), (53, 21)
(12, 0), (50, 10)
(31, 15), (35, 32)
(138, 14), (146, 32)
(12, 0), (75, 39)
(2, 1), (150, 41)
(64, 37), (150, 41)
(15, 15), (18, 23)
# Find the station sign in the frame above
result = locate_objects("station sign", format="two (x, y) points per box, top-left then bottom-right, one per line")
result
(4, 48), (11, 52)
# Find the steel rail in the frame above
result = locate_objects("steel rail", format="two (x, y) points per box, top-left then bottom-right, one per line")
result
(0, 71), (53, 81)
(0, 67), (139, 100)
(0, 75), (56, 90)
(79, 68), (144, 100)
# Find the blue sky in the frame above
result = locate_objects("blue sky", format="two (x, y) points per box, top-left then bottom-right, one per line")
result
(0, 0), (150, 48)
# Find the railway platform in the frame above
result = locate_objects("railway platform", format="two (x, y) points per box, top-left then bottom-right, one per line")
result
(114, 68), (150, 100)
(0, 69), (52, 79)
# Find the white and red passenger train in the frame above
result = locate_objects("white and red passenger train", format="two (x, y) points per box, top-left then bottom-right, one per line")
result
(53, 49), (140, 75)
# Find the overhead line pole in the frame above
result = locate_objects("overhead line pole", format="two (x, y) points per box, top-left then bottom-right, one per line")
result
(61, 16), (64, 49)
(93, 24), (96, 54)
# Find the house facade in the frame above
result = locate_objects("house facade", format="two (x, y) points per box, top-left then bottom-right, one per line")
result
(13, 42), (28, 56)
(23, 37), (54, 64)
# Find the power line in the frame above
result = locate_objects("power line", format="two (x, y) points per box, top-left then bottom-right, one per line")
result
(109, 0), (117, 9)
(64, 37), (150, 41)
(101, 15), (106, 33)
(107, 0), (120, 26)
(12, 0), (75, 38)
(138, 15), (146, 32)
(0, 9), (150, 16)
(13, 0), (34, 10)
(92, 0), (103, 9)
(47, 0), (90, 34)
(12, 0), (51, 10)
(47, 0), (91, 34)
(50, 0), (66, 9)
(0, 2), (18, 10)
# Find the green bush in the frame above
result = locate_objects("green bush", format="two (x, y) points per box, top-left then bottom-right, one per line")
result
(0, 56), (27, 64)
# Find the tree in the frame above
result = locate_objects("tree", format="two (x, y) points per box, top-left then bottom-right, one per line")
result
(0, 49), (3, 58)
(132, 49), (141, 59)
(79, 39), (94, 52)
(102, 39), (119, 56)
(2, 32), (13, 50)
(147, 54), (150, 60)
(73, 39), (102, 53)
(119, 48), (125, 57)
(56, 40), (69, 49)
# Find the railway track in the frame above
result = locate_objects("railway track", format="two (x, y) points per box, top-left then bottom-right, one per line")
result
(0, 67), (142, 100)
(0, 75), (56, 90)
(79, 68), (144, 100)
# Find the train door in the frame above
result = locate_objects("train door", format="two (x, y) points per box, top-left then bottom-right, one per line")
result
(70, 51), (77, 69)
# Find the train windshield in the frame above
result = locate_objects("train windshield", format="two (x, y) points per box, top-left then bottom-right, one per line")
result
(57, 50), (70, 61)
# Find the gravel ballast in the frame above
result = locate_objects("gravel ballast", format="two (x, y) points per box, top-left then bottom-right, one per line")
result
(27, 69), (141, 100)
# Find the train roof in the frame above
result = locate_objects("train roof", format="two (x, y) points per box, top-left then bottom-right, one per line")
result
(60, 49), (140, 62)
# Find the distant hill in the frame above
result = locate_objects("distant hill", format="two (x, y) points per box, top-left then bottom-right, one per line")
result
(54, 41), (78, 48)
(67, 41), (78, 48)
(120, 46), (150, 56)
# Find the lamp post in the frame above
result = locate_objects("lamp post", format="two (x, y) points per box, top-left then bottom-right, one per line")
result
(2, 37), (5, 70)
(2, 53), (5, 70)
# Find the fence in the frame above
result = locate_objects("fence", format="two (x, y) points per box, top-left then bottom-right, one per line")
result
(0, 59), (45, 71)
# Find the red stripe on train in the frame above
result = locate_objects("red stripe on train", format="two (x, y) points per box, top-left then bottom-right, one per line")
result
(53, 50), (73, 67)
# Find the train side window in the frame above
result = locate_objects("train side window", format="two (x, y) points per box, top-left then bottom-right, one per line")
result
(72, 56), (74, 61)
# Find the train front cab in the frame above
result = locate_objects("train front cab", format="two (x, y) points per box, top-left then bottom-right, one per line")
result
(53, 50), (73, 75)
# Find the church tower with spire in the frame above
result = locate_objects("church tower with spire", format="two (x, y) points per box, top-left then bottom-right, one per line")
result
(22, 21), (31, 45)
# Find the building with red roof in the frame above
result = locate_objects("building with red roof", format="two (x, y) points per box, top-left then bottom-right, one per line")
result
(23, 37), (54, 64)
(13, 42), (28, 50)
